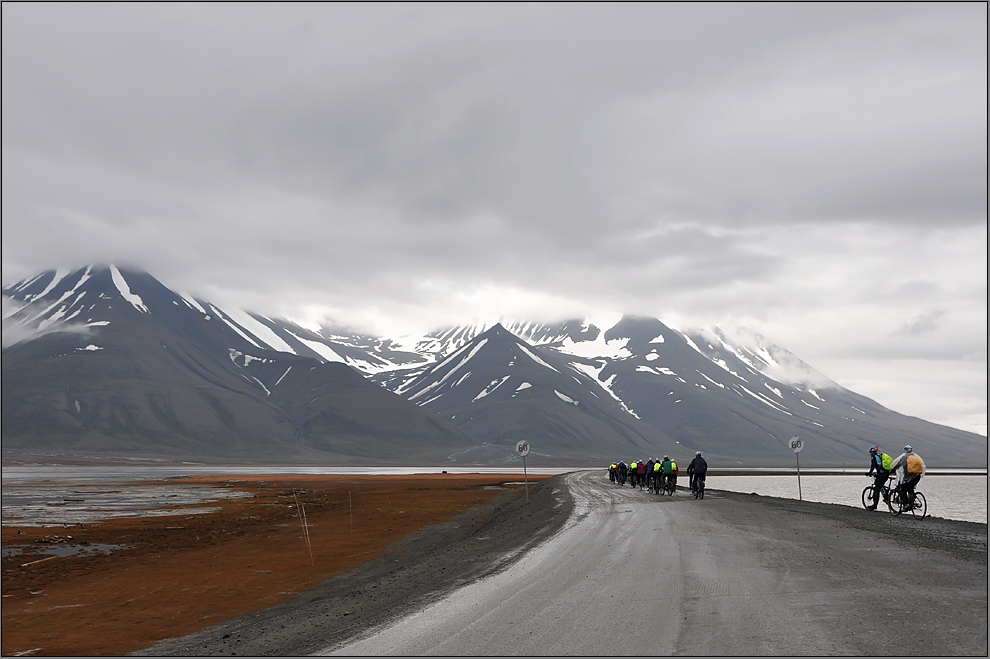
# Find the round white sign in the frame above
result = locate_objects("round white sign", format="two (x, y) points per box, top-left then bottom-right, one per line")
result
(789, 436), (804, 453)
(516, 439), (531, 457)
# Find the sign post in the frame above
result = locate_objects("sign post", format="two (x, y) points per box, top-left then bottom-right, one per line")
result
(516, 439), (531, 503)
(789, 436), (804, 501)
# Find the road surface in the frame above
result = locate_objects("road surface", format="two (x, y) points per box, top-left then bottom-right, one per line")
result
(326, 470), (987, 656)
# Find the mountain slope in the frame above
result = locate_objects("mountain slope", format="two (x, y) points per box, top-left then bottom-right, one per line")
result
(2, 267), (478, 464)
(362, 317), (985, 467)
(4, 267), (985, 466)
(373, 324), (684, 463)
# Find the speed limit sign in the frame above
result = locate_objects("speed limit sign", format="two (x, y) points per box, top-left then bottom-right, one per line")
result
(789, 436), (804, 453)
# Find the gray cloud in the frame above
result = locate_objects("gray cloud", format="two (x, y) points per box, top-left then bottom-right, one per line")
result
(2, 4), (986, 433)
(896, 310), (947, 337)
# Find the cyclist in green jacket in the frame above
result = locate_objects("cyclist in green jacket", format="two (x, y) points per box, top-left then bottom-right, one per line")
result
(865, 445), (890, 510)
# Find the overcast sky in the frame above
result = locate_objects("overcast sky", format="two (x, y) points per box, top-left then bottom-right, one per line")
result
(3, 4), (986, 436)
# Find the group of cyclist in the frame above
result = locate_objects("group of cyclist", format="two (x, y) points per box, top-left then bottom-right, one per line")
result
(608, 452), (708, 496)
(866, 443), (926, 511)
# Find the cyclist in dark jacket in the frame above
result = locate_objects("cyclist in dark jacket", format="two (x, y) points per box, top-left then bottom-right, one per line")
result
(865, 445), (889, 510)
(687, 452), (708, 494)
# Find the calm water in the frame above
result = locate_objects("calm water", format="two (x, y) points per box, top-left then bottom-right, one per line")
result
(706, 474), (987, 524)
(3, 467), (986, 525)
(1, 465), (565, 527)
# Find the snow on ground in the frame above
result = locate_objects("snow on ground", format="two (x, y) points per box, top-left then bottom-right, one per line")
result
(645, 353), (659, 361)
(711, 357), (748, 381)
(222, 308), (296, 354)
(800, 399), (820, 409)
(286, 330), (347, 364)
(29, 268), (70, 303)
(8, 271), (46, 294)
(764, 383), (783, 398)
(251, 376), (271, 397)
(517, 343), (560, 373)
(445, 339), (488, 380)
(408, 380), (441, 401)
(556, 334), (631, 360)
(211, 306), (264, 350)
(109, 265), (149, 313)
(274, 366), (292, 387)
(473, 376), (511, 402)
(696, 370), (726, 389)
(680, 333), (706, 357)
(649, 334), (665, 344)
(77, 345), (102, 351)
(737, 384), (792, 415)
(554, 390), (578, 405)
(178, 292), (208, 315)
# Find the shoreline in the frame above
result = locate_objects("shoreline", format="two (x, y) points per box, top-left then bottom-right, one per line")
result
(2, 473), (564, 657)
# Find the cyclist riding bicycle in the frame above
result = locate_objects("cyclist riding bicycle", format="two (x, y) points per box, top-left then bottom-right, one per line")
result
(890, 445), (926, 509)
(865, 445), (891, 510)
(687, 451), (707, 494)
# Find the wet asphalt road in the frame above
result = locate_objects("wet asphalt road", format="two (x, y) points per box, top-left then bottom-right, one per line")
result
(326, 470), (987, 656)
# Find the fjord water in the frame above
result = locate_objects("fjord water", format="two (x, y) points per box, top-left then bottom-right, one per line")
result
(2, 467), (986, 525)
(706, 473), (987, 524)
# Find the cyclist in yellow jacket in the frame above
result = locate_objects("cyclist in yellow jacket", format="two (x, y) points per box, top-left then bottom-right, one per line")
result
(890, 445), (926, 508)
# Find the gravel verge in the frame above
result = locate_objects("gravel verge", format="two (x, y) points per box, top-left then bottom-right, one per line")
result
(135, 476), (573, 656)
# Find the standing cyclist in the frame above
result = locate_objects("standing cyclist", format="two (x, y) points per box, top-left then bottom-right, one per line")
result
(890, 445), (926, 509)
(687, 451), (708, 495)
(865, 445), (891, 510)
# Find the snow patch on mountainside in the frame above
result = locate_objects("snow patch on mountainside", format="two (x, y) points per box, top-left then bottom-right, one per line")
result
(224, 309), (296, 354)
(109, 265), (149, 313)
(287, 330), (347, 364)
(30, 268), (70, 303)
(211, 306), (264, 350)
(473, 376), (510, 402)
(558, 334), (631, 359)
(554, 390), (578, 405)
(518, 343), (560, 373)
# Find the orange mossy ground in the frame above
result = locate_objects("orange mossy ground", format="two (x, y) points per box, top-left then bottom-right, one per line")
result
(1, 473), (548, 657)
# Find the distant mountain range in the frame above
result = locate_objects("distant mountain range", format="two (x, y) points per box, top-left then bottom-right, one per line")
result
(3, 266), (986, 467)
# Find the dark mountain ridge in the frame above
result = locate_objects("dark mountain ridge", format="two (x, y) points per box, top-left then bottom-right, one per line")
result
(2, 266), (478, 464)
(3, 267), (986, 467)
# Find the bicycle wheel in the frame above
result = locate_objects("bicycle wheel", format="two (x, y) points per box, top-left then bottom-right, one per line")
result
(698, 483), (704, 499)
(887, 489), (902, 516)
(862, 485), (875, 509)
(911, 492), (927, 520)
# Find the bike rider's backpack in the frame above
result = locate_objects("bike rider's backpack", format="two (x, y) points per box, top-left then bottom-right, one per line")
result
(906, 454), (923, 474)
(881, 453), (893, 471)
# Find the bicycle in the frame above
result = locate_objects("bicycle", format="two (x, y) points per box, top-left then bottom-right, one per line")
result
(862, 475), (895, 510)
(887, 484), (927, 519)
(692, 475), (705, 499)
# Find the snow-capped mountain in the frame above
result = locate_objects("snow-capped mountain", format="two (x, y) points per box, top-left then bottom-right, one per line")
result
(2, 266), (477, 464)
(370, 317), (985, 466)
(4, 266), (986, 466)
(376, 323), (684, 464)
